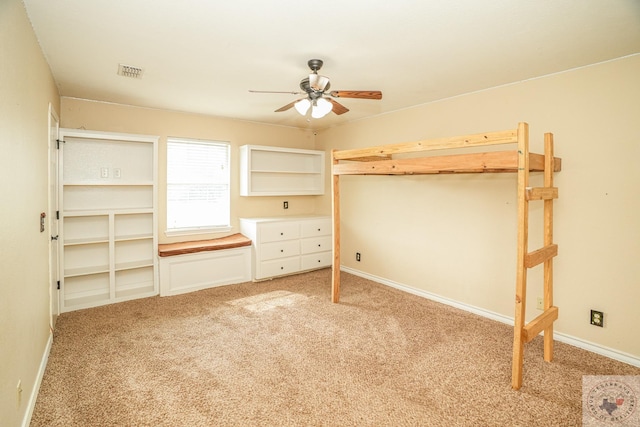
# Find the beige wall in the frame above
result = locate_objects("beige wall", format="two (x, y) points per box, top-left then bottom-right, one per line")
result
(60, 98), (318, 243)
(316, 54), (640, 359)
(0, 0), (60, 425)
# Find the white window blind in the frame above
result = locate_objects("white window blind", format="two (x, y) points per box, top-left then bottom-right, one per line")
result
(166, 138), (230, 232)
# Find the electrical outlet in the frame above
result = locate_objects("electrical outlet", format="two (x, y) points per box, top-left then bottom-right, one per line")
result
(283, 201), (288, 209)
(113, 168), (121, 179)
(590, 310), (604, 327)
(356, 252), (361, 262)
(536, 297), (544, 310)
(100, 167), (109, 178)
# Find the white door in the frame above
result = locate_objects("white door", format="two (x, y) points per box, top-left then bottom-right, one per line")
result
(48, 104), (60, 326)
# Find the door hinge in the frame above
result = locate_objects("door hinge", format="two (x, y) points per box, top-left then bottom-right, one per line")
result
(56, 139), (64, 149)
(57, 280), (60, 290)
(56, 210), (59, 220)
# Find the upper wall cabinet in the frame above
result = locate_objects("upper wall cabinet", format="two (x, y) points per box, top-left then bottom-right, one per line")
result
(239, 145), (325, 196)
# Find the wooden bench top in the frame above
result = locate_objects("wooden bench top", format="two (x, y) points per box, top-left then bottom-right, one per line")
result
(158, 233), (252, 257)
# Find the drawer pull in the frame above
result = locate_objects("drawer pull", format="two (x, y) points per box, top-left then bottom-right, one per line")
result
(318, 244), (321, 247)
(317, 228), (321, 231)
(281, 249), (284, 252)
(280, 266), (284, 270)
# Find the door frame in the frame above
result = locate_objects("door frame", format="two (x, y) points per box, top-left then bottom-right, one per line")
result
(48, 103), (60, 327)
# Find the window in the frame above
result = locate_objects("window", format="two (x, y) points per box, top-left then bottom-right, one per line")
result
(166, 138), (230, 234)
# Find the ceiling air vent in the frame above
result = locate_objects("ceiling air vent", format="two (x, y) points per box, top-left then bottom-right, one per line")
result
(117, 64), (144, 79)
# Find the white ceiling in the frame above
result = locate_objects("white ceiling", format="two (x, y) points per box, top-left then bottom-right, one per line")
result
(23, 0), (640, 130)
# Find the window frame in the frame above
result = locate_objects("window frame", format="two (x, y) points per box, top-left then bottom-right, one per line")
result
(165, 137), (231, 237)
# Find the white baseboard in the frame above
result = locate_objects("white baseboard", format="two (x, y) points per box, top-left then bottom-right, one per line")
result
(22, 332), (53, 427)
(341, 266), (640, 368)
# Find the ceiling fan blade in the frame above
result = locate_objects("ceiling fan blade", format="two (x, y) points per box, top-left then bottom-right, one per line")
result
(309, 74), (330, 92)
(249, 90), (302, 95)
(329, 90), (382, 100)
(328, 99), (349, 115)
(274, 98), (304, 112)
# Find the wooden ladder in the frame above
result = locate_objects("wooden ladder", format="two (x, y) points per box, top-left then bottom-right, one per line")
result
(512, 123), (559, 390)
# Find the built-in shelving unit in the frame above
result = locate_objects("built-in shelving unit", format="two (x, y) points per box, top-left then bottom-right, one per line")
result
(58, 129), (158, 312)
(239, 145), (325, 196)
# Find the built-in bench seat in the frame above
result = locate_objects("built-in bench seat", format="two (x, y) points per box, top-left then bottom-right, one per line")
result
(158, 233), (252, 257)
(158, 233), (252, 297)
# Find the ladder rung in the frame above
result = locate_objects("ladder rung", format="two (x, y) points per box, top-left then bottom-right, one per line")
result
(526, 187), (558, 201)
(523, 306), (558, 343)
(525, 244), (558, 268)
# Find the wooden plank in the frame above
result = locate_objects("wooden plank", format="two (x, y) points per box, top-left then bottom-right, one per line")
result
(333, 128), (519, 160)
(333, 151), (520, 175)
(524, 244), (558, 268)
(348, 155), (392, 162)
(543, 133), (556, 362)
(512, 122), (529, 391)
(332, 150), (341, 303)
(526, 187), (558, 201)
(523, 306), (559, 343)
(158, 233), (251, 257)
(529, 154), (562, 172)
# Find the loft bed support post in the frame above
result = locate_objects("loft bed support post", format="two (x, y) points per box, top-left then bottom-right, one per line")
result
(332, 149), (341, 303)
(512, 122), (530, 390)
(543, 133), (555, 362)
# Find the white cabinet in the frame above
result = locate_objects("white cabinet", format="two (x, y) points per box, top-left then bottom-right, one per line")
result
(239, 145), (325, 196)
(58, 129), (158, 312)
(239, 216), (332, 280)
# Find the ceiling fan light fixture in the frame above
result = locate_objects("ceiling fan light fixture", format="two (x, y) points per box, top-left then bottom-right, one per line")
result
(294, 98), (311, 115)
(311, 98), (333, 118)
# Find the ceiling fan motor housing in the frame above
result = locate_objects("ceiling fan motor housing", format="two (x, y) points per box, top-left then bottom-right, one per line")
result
(300, 78), (329, 98)
(308, 59), (323, 72)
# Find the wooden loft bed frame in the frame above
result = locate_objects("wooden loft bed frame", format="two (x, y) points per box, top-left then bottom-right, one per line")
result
(330, 122), (561, 390)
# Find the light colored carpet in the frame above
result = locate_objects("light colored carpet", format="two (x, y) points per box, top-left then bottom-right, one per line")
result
(31, 269), (639, 426)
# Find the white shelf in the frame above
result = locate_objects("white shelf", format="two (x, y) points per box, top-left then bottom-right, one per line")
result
(58, 128), (158, 312)
(239, 145), (325, 196)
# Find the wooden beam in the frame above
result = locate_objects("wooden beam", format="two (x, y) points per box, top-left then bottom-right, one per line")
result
(333, 128), (519, 160)
(526, 187), (558, 201)
(512, 122), (529, 390)
(333, 151), (521, 175)
(347, 155), (392, 162)
(543, 133), (556, 362)
(524, 244), (558, 268)
(523, 306), (559, 343)
(331, 150), (341, 303)
(530, 153), (562, 172)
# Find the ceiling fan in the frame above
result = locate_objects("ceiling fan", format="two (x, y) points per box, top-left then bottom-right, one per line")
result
(249, 59), (382, 119)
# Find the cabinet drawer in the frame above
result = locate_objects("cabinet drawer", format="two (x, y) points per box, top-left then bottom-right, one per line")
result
(258, 257), (300, 279)
(260, 222), (300, 243)
(260, 240), (301, 261)
(301, 251), (332, 270)
(300, 218), (332, 238)
(301, 236), (332, 255)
